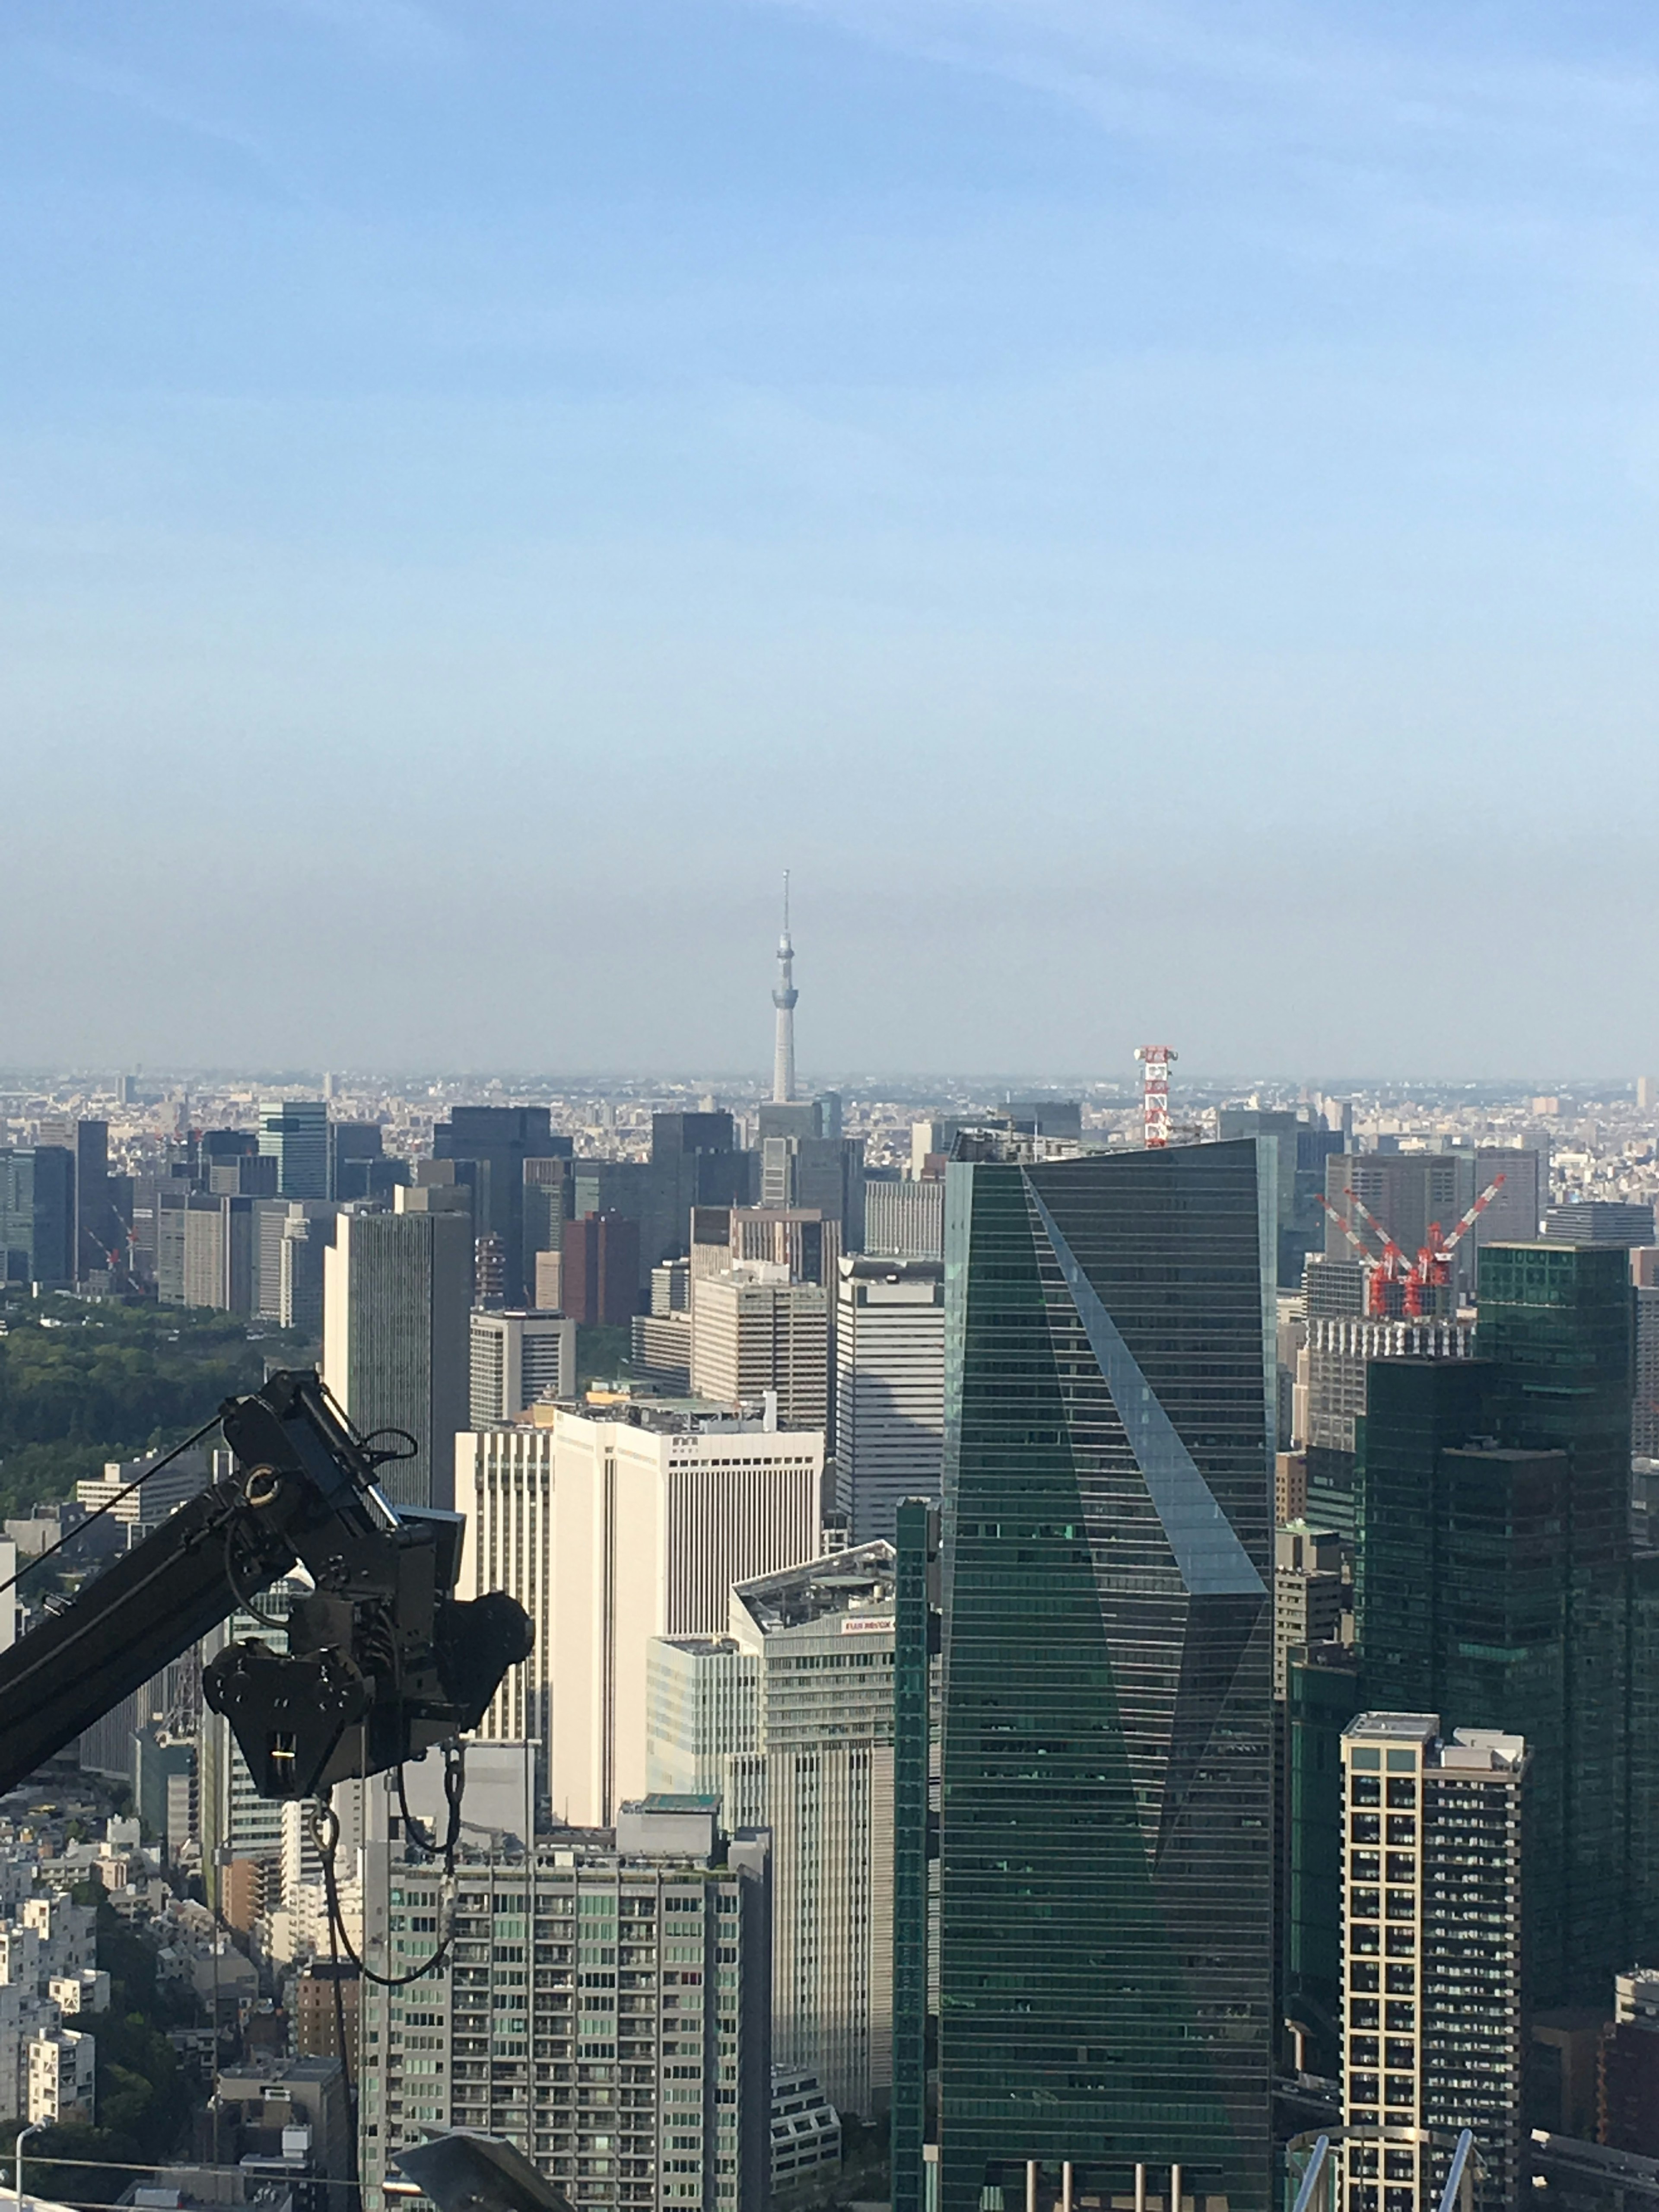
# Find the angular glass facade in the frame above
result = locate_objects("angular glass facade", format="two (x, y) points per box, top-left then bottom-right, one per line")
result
(933, 1142), (1275, 2212)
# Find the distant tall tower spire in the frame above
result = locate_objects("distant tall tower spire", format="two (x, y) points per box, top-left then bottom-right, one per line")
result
(772, 871), (798, 1103)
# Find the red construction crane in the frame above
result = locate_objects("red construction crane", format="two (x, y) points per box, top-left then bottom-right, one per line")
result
(1135, 1046), (1178, 1149)
(1314, 1189), (1371, 1263)
(1314, 1189), (1405, 1317)
(1340, 1186), (1415, 1316)
(1402, 1173), (1507, 1318)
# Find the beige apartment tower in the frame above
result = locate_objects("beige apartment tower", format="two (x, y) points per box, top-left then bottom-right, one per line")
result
(690, 1263), (829, 1432)
(1340, 1713), (1529, 2211)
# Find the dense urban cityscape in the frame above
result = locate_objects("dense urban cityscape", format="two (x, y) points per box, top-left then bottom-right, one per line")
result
(3, 903), (1659, 2212)
(7, 6), (1656, 2212)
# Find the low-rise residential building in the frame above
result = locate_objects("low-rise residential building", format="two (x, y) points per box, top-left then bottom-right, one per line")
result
(27, 2024), (95, 2122)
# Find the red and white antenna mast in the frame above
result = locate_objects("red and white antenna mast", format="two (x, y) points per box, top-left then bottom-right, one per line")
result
(1135, 1045), (1178, 1148)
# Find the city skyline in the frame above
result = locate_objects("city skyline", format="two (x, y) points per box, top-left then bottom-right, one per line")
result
(8, 5), (1659, 2193)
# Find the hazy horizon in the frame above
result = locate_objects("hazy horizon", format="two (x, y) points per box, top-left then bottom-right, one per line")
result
(1, 1062), (1648, 1101)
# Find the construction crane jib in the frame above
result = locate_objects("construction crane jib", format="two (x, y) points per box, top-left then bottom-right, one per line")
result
(1317, 1173), (1508, 1319)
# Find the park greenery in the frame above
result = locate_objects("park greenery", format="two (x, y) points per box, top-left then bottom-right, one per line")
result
(0, 1294), (289, 1519)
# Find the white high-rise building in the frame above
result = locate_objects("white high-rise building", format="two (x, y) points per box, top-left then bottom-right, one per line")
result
(353, 1799), (774, 2212)
(456, 1403), (822, 1826)
(322, 1200), (470, 1509)
(862, 1182), (944, 1262)
(469, 1309), (577, 1425)
(1340, 1713), (1529, 2210)
(833, 1258), (944, 1541)
(646, 1546), (896, 2121)
(690, 1265), (828, 1434)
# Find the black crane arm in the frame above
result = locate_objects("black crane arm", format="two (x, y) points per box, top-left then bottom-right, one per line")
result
(0, 1369), (531, 1803)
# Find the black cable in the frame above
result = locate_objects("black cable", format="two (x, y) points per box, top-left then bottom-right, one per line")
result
(357, 1427), (419, 1468)
(395, 1763), (438, 1859)
(311, 1797), (459, 1988)
(0, 1414), (223, 1601)
(442, 1743), (464, 1871)
(220, 1516), (288, 1628)
(328, 1918), (358, 2212)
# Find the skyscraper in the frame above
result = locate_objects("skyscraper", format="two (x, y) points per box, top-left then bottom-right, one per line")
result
(646, 1545), (898, 2120)
(1217, 1108), (1342, 1292)
(1338, 1713), (1529, 2211)
(690, 1266), (830, 1432)
(455, 1401), (822, 1825)
(834, 1257), (945, 1540)
(1541, 1199), (1656, 1245)
(759, 1133), (865, 1246)
(432, 1106), (571, 1305)
(72, 1119), (113, 1281)
(469, 1308), (576, 1424)
(772, 874), (798, 1105)
(180, 1191), (261, 1312)
(563, 1211), (642, 1326)
(321, 1200), (471, 1509)
(327, 1120), (386, 1201)
(863, 1179), (945, 1263)
(922, 1140), (1274, 2212)
(1354, 1240), (1639, 2007)
(258, 1099), (330, 1200)
(0, 1148), (74, 1286)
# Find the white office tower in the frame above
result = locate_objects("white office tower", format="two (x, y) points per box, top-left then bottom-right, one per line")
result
(645, 1545), (895, 2120)
(322, 1199), (471, 1509)
(833, 1258), (944, 1541)
(457, 1404), (822, 1825)
(1340, 1714), (1529, 2211)
(690, 1265), (829, 1433)
(861, 1181), (945, 1263)
(353, 1799), (773, 2212)
(470, 1309), (578, 1425)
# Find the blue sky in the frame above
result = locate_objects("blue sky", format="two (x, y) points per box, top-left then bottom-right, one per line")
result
(4, 0), (1658, 1077)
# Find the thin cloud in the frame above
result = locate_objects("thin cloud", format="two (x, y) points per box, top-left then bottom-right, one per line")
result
(249, 0), (465, 68)
(752, 0), (1659, 184)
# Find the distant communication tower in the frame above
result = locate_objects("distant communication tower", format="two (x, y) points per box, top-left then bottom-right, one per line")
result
(772, 871), (799, 1105)
(1135, 1045), (1178, 1149)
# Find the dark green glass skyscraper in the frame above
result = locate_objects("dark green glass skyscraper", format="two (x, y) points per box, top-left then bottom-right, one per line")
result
(1355, 1240), (1640, 2006)
(893, 1497), (939, 2212)
(931, 1140), (1275, 2212)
